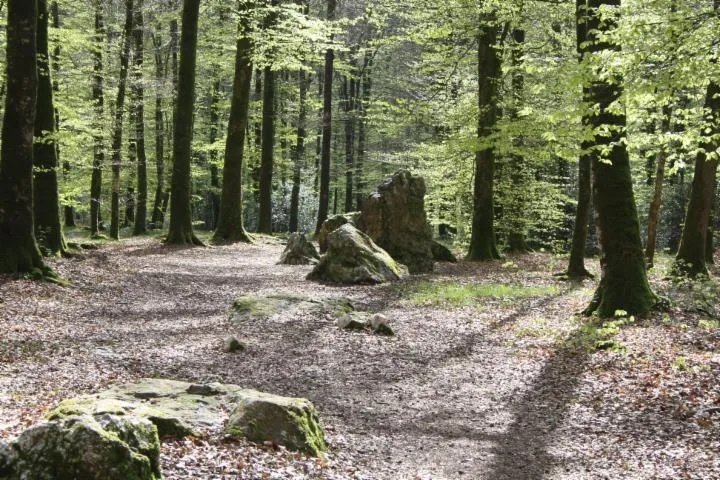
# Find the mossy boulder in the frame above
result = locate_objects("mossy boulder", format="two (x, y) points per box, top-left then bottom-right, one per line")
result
(431, 240), (458, 263)
(230, 294), (354, 325)
(226, 392), (326, 457)
(318, 212), (360, 253)
(356, 170), (435, 274)
(308, 224), (408, 284)
(49, 379), (327, 457)
(1, 415), (160, 480)
(278, 233), (320, 265)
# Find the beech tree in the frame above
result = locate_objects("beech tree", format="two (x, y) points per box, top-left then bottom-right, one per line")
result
(0, 0), (55, 279)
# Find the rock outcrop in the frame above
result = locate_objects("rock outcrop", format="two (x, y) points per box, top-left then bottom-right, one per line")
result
(317, 212), (360, 253)
(356, 170), (435, 274)
(307, 224), (408, 284)
(278, 233), (320, 265)
(48, 378), (327, 457)
(0, 415), (161, 480)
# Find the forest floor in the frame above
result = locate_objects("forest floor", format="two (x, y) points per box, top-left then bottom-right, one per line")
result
(1, 234), (719, 480)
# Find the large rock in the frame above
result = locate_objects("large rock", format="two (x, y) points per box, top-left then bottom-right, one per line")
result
(278, 233), (320, 265)
(356, 170), (434, 273)
(318, 212), (360, 253)
(308, 224), (408, 284)
(1, 415), (160, 480)
(226, 391), (326, 457)
(431, 240), (458, 263)
(49, 378), (327, 457)
(230, 294), (354, 325)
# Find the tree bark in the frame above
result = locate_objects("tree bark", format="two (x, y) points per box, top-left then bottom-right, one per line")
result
(289, 68), (309, 232)
(356, 53), (372, 210)
(645, 105), (672, 267)
(34, 0), (67, 256)
(133, 0), (148, 235)
(207, 80), (221, 230)
(467, 17), (502, 261)
(166, 0), (203, 245)
(257, 0), (280, 234)
(315, 0), (336, 235)
(583, 0), (657, 317)
(342, 71), (357, 213)
(0, 0), (54, 277)
(110, 0), (134, 240)
(150, 25), (165, 229)
(212, 1), (254, 244)
(565, 0), (594, 279)
(90, 0), (105, 237)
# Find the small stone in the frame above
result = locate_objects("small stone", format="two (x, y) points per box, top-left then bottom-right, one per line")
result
(336, 315), (367, 331)
(223, 336), (245, 353)
(374, 324), (395, 336)
(370, 313), (389, 330)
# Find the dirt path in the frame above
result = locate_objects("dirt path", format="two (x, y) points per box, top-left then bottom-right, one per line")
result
(1, 238), (718, 479)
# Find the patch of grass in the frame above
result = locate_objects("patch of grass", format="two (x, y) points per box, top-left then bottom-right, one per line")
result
(699, 319), (720, 331)
(408, 281), (560, 307)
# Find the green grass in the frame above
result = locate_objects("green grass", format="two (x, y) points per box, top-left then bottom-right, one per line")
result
(408, 281), (560, 307)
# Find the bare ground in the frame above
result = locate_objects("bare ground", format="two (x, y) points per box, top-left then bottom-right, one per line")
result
(1, 236), (719, 479)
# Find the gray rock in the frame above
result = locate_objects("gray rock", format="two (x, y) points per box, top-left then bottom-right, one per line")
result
(223, 336), (245, 353)
(226, 391), (326, 457)
(356, 170), (435, 274)
(229, 294), (355, 325)
(3, 415), (160, 480)
(336, 313), (369, 331)
(318, 212), (360, 253)
(370, 313), (390, 330)
(308, 224), (408, 284)
(49, 378), (327, 457)
(431, 240), (458, 262)
(278, 233), (320, 265)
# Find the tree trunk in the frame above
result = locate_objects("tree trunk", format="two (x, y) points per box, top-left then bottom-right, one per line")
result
(315, 0), (336, 235)
(166, 0), (203, 245)
(672, 0), (720, 277)
(133, 0), (148, 235)
(467, 18), (501, 261)
(150, 25), (165, 229)
(34, 0), (67, 256)
(645, 105), (672, 267)
(343, 72), (356, 213)
(207, 80), (221, 230)
(0, 0), (53, 277)
(212, 1), (254, 244)
(565, 0), (593, 279)
(506, 27), (530, 254)
(90, 0), (105, 237)
(257, 0), (280, 234)
(110, 0), (134, 240)
(584, 0), (657, 317)
(289, 67), (309, 233)
(356, 54), (372, 210)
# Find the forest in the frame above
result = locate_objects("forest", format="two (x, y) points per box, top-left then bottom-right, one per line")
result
(0, 0), (719, 478)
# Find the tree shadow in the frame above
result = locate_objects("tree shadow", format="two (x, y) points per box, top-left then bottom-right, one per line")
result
(485, 327), (593, 479)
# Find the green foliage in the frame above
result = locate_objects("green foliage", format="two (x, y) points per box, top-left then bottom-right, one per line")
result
(408, 281), (560, 307)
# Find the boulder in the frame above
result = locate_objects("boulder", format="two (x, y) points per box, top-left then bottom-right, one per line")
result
(431, 240), (458, 263)
(307, 224), (408, 284)
(356, 170), (434, 274)
(230, 294), (354, 325)
(223, 335), (246, 353)
(318, 212), (360, 253)
(49, 378), (327, 457)
(278, 233), (320, 265)
(226, 391), (326, 457)
(1, 415), (160, 480)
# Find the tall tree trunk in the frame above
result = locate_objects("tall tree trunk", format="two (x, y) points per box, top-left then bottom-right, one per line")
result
(707, 179), (717, 264)
(34, 0), (66, 256)
(150, 25), (165, 229)
(645, 105), (672, 267)
(289, 68), (309, 232)
(356, 53), (372, 210)
(565, 0), (594, 278)
(207, 80), (221, 230)
(672, 0), (720, 277)
(584, 0), (657, 317)
(166, 0), (203, 245)
(257, 0), (279, 234)
(252, 68), (262, 204)
(133, 0), (148, 235)
(467, 17), (501, 261)
(315, 0), (336, 235)
(0, 0), (56, 279)
(110, 0), (134, 240)
(343, 71), (356, 213)
(506, 27), (530, 254)
(49, 1), (73, 228)
(90, 0), (105, 237)
(213, 1), (254, 244)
